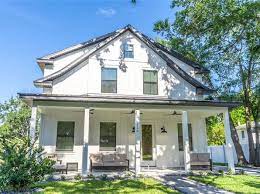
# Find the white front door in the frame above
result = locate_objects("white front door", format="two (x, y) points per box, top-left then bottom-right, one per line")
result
(141, 124), (156, 166)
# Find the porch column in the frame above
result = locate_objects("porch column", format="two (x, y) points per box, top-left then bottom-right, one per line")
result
(29, 104), (37, 143)
(82, 108), (90, 175)
(223, 109), (235, 172)
(182, 111), (191, 172)
(135, 109), (141, 175)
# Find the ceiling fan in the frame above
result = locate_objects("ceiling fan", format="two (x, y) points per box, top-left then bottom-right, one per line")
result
(123, 110), (143, 114)
(165, 111), (181, 116)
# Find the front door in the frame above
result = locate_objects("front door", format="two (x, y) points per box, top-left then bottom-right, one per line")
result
(141, 124), (155, 166)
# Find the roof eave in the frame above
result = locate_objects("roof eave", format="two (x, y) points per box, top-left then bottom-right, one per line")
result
(18, 93), (242, 108)
(33, 81), (52, 88)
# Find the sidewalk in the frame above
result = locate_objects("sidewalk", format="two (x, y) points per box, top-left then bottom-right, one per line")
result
(154, 175), (233, 194)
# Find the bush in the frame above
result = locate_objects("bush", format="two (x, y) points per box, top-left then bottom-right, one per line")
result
(218, 170), (225, 176)
(0, 135), (54, 192)
(74, 174), (82, 181)
(61, 175), (66, 181)
(100, 174), (108, 181)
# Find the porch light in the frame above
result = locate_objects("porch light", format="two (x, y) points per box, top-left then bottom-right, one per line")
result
(161, 126), (167, 133)
(132, 127), (135, 133)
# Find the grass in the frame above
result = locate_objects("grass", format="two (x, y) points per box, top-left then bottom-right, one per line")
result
(190, 175), (260, 194)
(35, 178), (179, 194)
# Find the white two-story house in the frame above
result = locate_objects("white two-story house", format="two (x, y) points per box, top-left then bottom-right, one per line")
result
(19, 25), (238, 174)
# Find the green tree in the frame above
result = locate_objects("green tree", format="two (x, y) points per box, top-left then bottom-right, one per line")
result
(154, 0), (259, 164)
(206, 116), (225, 145)
(0, 97), (31, 137)
(0, 97), (54, 191)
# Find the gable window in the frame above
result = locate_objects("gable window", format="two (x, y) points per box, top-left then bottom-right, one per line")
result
(124, 44), (134, 58)
(177, 123), (193, 151)
(241, 130), (245, 139)
(143, 70), (158, 95)
(100, 122), (116, 151)
(101, 68), (117, 93)
(45, 63), (53, 69)
(56, 121), (75, 151)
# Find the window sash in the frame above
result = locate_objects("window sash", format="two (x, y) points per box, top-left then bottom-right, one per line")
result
(124, 44), (134, 58)
(101, 68), (117, 93)
(177, 123), (193, 151)
(56, 121), (75, 151)
(100, 122), (116, 151)
(143, 70), (158, 95)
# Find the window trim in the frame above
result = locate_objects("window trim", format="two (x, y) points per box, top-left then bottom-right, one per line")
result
(177, 123), (193, 151)
(101, 67), (117, 93)
(99, 122), (117, 152)
(143, 70), (158, 95)
(124, 44), (134, 59)
(56, 121), (75, 151)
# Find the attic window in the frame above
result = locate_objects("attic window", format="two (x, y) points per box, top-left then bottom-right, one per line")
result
(45, 63), (53, 69)
(124, 44), (134, 58)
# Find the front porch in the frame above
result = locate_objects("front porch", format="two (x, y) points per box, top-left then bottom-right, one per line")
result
(23, 94), (236, 175)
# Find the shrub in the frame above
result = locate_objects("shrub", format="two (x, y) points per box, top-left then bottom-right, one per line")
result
(61, 175), (66, 181)
(74, 173), (82, 181)
(218, 169), (224, 176)
(0, 135), (54, 192)
(100, 174), (108, 181)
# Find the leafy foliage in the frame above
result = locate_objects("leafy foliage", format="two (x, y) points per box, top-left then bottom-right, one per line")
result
(154, 0), (259, 164)
(0, 135), (54, 192)
(0, 97), (54, 191)
(206, 116), (225, 145)
(0, 97), (31, 137)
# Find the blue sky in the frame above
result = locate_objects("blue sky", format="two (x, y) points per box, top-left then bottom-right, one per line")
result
(0, 0), (176, 102)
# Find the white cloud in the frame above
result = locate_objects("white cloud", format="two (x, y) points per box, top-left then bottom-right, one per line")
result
(96, 8), (116, 17)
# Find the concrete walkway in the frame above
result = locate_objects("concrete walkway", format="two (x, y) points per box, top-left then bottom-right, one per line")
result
(153, 175), (233, 194)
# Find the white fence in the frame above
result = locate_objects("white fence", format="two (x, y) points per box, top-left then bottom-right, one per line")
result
(208, 144), (249, 164)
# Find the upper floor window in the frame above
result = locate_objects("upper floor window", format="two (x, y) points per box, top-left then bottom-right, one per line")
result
(124, 44), (134, 58)
(56, 121), (75, 151)
(45, 63), (53, 69)
(101, 68), (117, 93)
(143, 70), (158, 95)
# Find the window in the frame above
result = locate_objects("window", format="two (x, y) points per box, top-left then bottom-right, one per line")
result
(45, 63), (53, 69)
(124, 44), (134, 58)
(241, 130), (245, 139)
(101, 68), (117, 93)
(143, 70), (158, 95)
(100, 122), (116, 151)
(178, 123), (193, 151)
(56, 121), (75, 151)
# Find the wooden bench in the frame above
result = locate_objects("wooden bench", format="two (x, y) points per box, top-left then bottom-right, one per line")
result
(90, 153), (129, 172)
(46, 154), (67, 174)
(191, 153), (212, 170)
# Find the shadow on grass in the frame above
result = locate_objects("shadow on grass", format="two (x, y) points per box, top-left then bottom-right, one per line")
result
(36, 178), (179, 194)
(243, 181), (260, 190)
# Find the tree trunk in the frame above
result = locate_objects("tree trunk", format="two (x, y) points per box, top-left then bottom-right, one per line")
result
(245, 104), (256, 164)
(255, 120), (260, 166)
(229, 112), (248, 164)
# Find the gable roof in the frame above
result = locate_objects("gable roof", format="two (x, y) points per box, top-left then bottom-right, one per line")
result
(35, 25), (214, 93)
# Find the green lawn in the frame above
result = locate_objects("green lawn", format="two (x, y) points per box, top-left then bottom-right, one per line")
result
(35, 178), (179, 194)
(190, 175), (260, 194)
